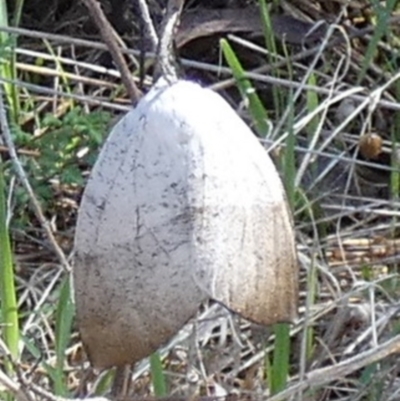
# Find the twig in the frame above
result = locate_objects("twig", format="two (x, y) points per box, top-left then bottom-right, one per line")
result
(0, 90), (71, 272)
(0, 369), (31, 401)
(0, 145), (40, 157)
(0, 75), (130, 111)
(82, 0), (142, 105)
(137, 0), (158, 51)
(0, 340), (33, 401)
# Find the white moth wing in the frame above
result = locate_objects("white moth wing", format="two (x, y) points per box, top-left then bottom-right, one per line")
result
(74, 79), (207, 368)
(159, 81), (298, 325)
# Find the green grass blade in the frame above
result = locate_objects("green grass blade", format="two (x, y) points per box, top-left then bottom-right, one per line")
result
(220, 38), (269, 137)
(259, 0), (277, 56)
(258, 0), (285, 115)
(43, 39), (74, 105)
(268, 92), (296, 395)
(0, 163), (19, 362)
(283, 103), (296, 206)
(11, 0), (24, 27)
(305, 257), (317, 361)
(0, 0), (20, 122)
(94, 370), (115, 395)
(270, 323), (290, 394)
(390, 80), (400, 202)
(0, 161), (19, 370)
(53, 275), (75, 396)
(150, 351), (167, 397)
(306, 73), (319, 138)
(357, 0), (397, 84)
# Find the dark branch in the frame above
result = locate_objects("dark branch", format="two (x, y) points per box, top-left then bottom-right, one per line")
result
(82, 0), (142, 105)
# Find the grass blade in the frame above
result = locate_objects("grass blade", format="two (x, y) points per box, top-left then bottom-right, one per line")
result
(0, 0), (20, 122)
(220, 38), (269, 137)
(53, 275), (75, 396)
(306, 73), (319, 138)
(0, 161), (19, 357)
(357, 0), (397, 84)
(258, 0), (285, 115)
(268, 93), (296, 395)
(270, 323), (291, 394)
(0, 161), (19, 374)
(11, 0), (24, 27)
(150, 352), (167, 397)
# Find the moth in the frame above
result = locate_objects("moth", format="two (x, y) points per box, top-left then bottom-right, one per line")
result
(73, 77), (298, 369)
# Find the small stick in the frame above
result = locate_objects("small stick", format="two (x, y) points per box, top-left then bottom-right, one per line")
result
(111, 365), (134, 398)
(0, 369), (31, 401)
(0, 145), (40, 157)
(137, 0), (159, 51)
(82, 0), (142, 105)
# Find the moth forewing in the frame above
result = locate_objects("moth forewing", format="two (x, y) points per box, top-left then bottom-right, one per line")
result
(74, 81), (208, 368)
(181, 82), (298, 325)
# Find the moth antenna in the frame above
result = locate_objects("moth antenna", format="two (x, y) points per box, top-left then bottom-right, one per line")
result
(154, 0), (185, 82)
